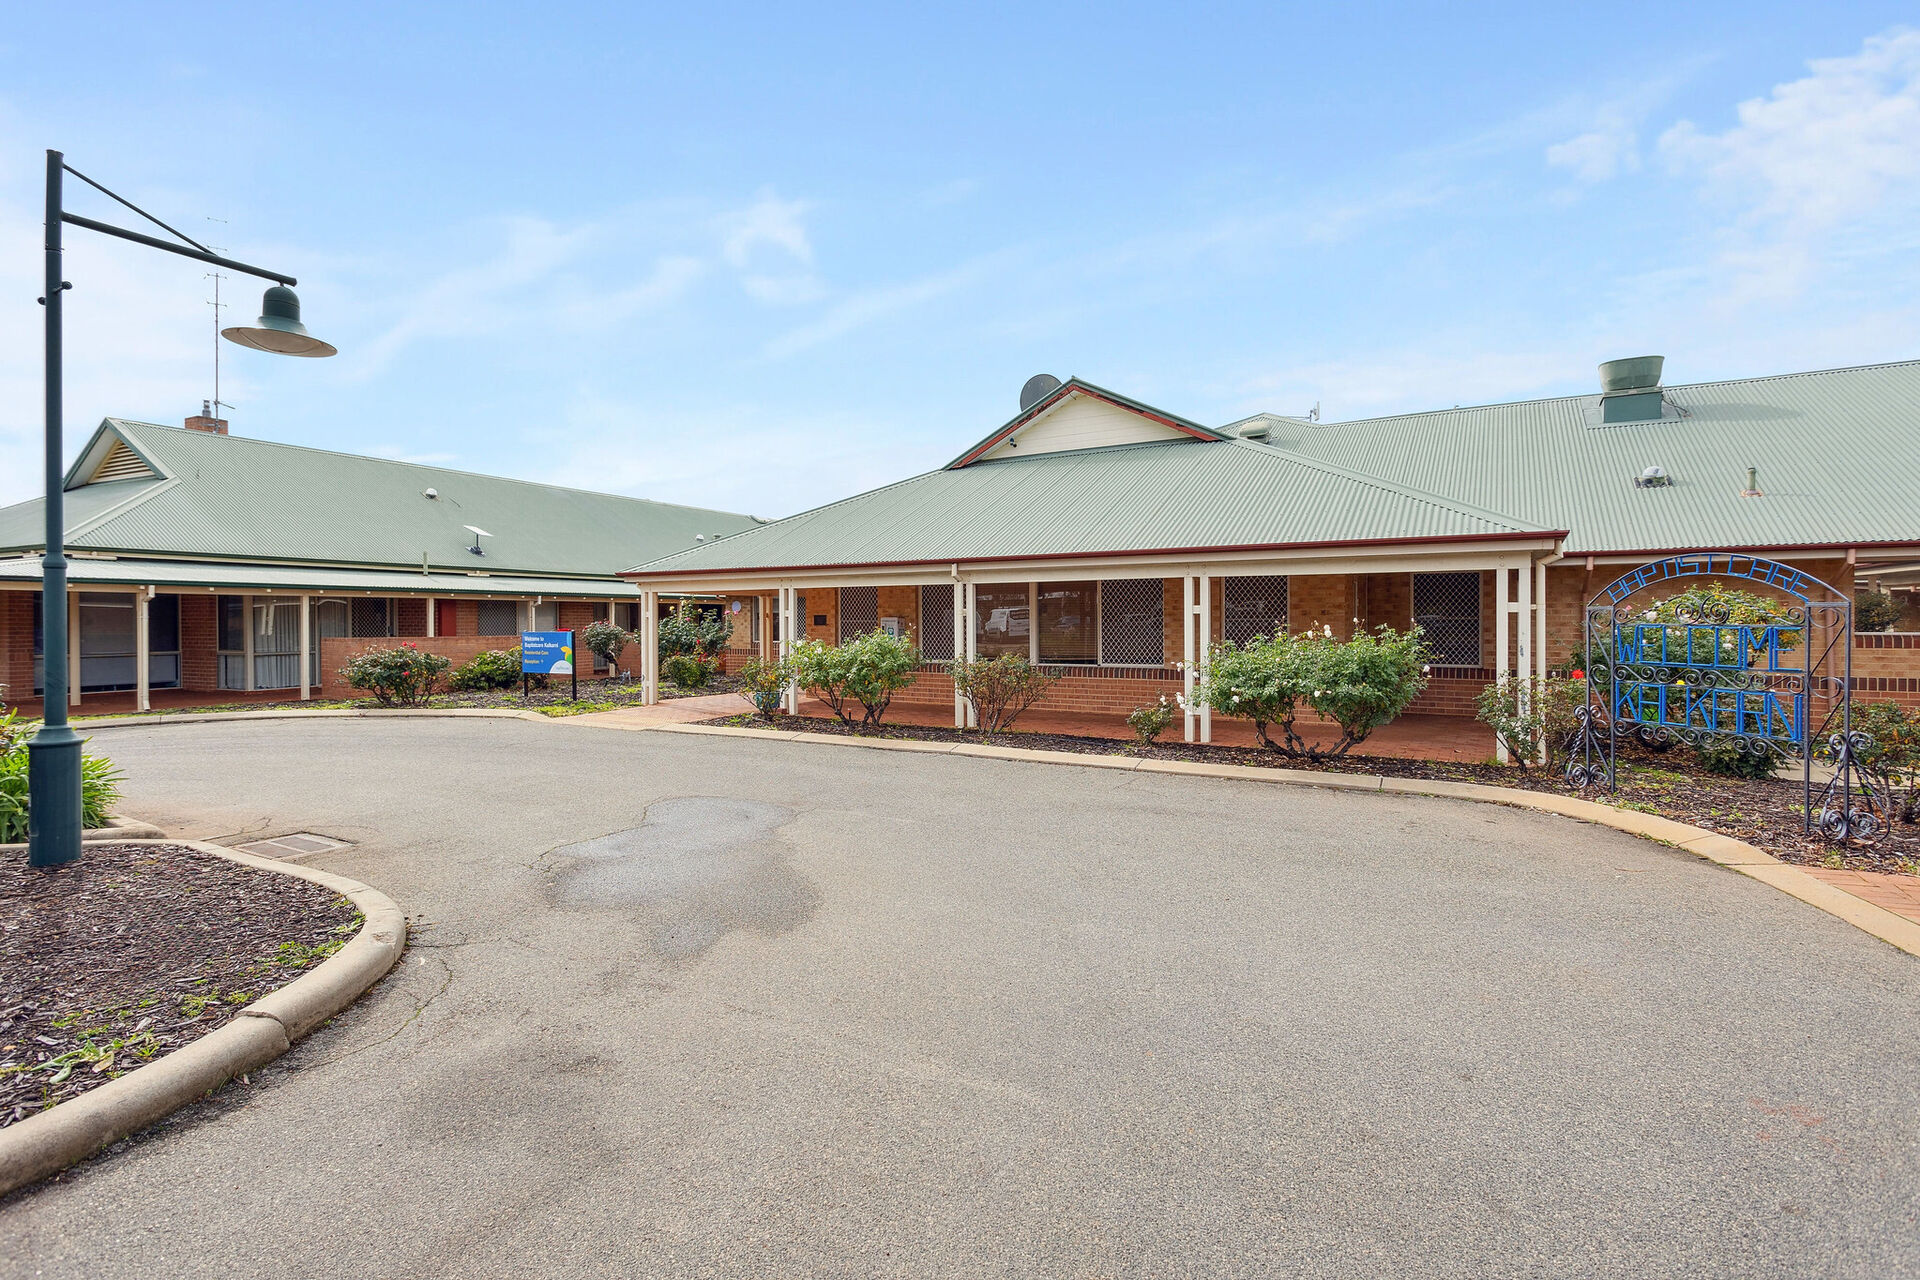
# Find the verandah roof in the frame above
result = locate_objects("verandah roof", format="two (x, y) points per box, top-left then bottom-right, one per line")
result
(624, 433), (1558, 581)
(0, 555), (638, 599)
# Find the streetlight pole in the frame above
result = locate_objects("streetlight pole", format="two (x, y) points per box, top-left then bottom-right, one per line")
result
(29, 149), (334, 870)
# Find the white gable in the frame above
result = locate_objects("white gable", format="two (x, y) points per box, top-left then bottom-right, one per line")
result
(980, 392), (1198, 460)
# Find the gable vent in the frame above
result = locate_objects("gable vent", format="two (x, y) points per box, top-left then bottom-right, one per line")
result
(88, 440), (156, 484)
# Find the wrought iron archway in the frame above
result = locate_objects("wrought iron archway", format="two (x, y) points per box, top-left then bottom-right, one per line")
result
(1566, 553), (1879, 839)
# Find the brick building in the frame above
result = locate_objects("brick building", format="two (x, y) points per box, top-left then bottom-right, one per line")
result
(0, 412), (757, 710)
(624, 360), (1920, 744)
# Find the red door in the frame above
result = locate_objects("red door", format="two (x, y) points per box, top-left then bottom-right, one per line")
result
(436, 599), (458, 636)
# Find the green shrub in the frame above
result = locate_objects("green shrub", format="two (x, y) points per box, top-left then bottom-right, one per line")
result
(1195, 625), (1429, 759)
(0, 710), (122, 842)
(1475, 676), (1588, 772)
(580, 619), (632, 673)
(658, 600), (733, 659)
(339, 643), (451, 707)
(737, 654), (793, 718)
(1855, 589), (1904, 634)
(794, 629), (921, 727)
(663, 652), (716, 689)
(948, 653), (1058, 734)
(1127, 697), (1177, 746)
(447, 648), (521, 691)
(1694, 737), (1778, 779)
(1847, 700), (1920, 823)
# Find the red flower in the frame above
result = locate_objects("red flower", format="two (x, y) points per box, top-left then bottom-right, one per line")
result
(1570, 668), (1585, 679)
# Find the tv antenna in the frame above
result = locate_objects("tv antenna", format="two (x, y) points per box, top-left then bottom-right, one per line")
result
(204, 216), (235, 421)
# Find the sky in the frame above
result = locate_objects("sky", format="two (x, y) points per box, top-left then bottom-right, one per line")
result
(0, 3), (1916, 519)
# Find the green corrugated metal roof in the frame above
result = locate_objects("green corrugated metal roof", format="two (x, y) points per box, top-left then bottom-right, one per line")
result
(0, 555), (634, 597)
(0, 419), (758, 577)
(628, 435), (1553, 575)
(1256, 359), (1920, 555)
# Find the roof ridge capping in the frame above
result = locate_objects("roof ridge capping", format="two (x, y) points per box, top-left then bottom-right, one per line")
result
(1314, 356), (1920, 428)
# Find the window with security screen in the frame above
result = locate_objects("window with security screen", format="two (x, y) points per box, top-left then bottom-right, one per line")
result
(920, 585), (955, 660)
(350, 598), (393, 639)
(838, 585), (879, 641)
(1412, 571), (1481, 666)
(477, 600), (517, 636)
(1098, 579), (1165, 665)
(1223, 575), (1289, 645)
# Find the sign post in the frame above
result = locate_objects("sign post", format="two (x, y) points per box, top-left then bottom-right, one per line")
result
(520, 630), (578, 701)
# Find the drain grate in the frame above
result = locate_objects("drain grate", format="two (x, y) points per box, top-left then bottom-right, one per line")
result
(236, 832), (352, 860)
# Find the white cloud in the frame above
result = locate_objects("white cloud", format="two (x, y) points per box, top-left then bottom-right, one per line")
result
(719, 191), (822, 305)
(1659, 29), (1920, 228)
(1652, 28), (1920, 309)
(1546, 115), (1640, 183)
(763, 252), (1013, 360)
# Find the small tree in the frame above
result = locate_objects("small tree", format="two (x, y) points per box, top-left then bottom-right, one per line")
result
(949, 654), (1059, 734)
(1196, 625), (1429, 760)
(737, 654), (793, 718)
(1475, 675), (1587, 772)
(793, 630), (920, 727)
(658, 600), (734, 660)
(1127, 697), (1177, 746)
(580, 619), (631, 675)
(1855, 589), (1903, 634)
(339, 642), (451, 707)
(1849, 700), (1920, 823)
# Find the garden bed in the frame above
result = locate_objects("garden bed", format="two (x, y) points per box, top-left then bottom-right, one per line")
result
(702, 713), (1920, 876)
(0, 843), (360, 1126)
(74, 673), (745, 720)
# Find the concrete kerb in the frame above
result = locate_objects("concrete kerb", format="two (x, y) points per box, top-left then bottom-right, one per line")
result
(0, 839), (406, 1197)
(0, 815), (166, 855)
(654, 722), (1920, 961)
(69, 707), (554, 731)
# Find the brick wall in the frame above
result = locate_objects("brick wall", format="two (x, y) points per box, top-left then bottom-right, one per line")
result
(179, 594), (220, 692)
(1853, 633), (1920, 710)
(0, 592), (33, 703)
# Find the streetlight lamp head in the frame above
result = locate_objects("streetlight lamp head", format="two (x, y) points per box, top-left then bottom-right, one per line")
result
(221, 285), (336, 358)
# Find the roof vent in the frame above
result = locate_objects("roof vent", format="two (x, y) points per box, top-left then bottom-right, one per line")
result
(1019, 373), (1063, 412)
(1635, 465), (1671, 489)
(422, 487), (438, 499)
(1600, 355), (1666, 424)
(1238, 420), (1270, 440)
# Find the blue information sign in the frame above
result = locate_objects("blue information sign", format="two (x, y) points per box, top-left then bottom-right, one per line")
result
(520, 631), (575, 675)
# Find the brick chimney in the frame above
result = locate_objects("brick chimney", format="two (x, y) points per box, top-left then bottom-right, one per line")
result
(184, 399), (228, 435)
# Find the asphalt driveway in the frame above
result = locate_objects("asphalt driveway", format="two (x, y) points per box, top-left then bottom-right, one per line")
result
(5, 717), (1919, 1278)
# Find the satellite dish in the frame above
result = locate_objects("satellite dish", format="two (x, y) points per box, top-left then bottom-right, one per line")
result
(1019, 374), (1063, 412)
(464, 525), (492, 556)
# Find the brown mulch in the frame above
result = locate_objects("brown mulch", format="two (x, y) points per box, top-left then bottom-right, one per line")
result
(703, 713), (1920, 877)
(98, 673), (744, 718)
(0, 843), (360, 1127)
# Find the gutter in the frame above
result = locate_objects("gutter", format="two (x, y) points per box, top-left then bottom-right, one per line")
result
(621, 528), (1572, 582)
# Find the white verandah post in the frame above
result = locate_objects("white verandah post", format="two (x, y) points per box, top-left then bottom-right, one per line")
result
(952, 580), (966, 729)
(1494, 566), (1511, 764)
(68, 591), (81, 707)
(1534, 557), (1550, 765)
(242, 594), (256, 692)
(134, 587), (151, 713)
(299, 594), (312, 702)
(426, 596), (437, 638)
(1199, 573), (1213, 744)
(963, 581), (978, 728)
(1182, 575), (1195, 743)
